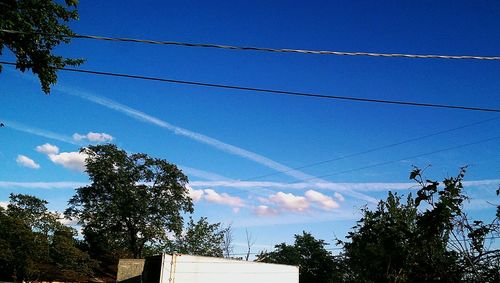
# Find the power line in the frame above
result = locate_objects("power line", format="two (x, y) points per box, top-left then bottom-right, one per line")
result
(214, 135), (500, 197)
(194, 118), (499, 197)
(194, 134), (500, 198)
(1, 61), (499, 113)
(2, 29), (500, 61)
(237, 117), (500, 181)
(301, 135), (500, 181)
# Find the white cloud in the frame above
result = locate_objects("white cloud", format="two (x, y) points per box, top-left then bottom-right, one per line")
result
(0, 201), (8, 209)
(334, 192), (345, 202)
(268, 192), (309, 213)
(305, 190), (339, 211)
(58, 217), (79, 226)
(73, 132), (114, 143)
(253, 205), (278, 216)
(204, 189), (245, 208)
(16, 155), (40, 169)
(36, 143), (60, 155)
(186, 185), (204, 202)
(47, 151), (88, 172)
(36, 143), (87, 172)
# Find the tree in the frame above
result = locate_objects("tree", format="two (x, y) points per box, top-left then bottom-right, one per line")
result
(0, 193), (93, 281)
(257, 232), (336, 283)
(48, 225), (96, 281)
(244, 228), (255, 261)
(221, 222), (234, 258)
(339, 167), (499, 282)
(0, 0), (83, 93)
(173, 217), (227, 257)
(0, 207), (40, 281)
(65, 144), (194, 259)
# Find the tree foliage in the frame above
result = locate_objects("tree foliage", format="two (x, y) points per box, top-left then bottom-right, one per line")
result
(65, 144), (194, 259)
(173, 217), (227, 257)
(0, 0), (83, 93)
(339, 167), (499, 282)
(257, 232), (336, 283)
(0, 193), (94, 282)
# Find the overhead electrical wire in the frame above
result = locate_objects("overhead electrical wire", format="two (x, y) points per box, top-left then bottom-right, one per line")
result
(192, 117), (499, 196)
(293, 135), (500, 182)
(236, 117), (500, 181)
(1, 29), (500, 61)
(1, 61), (499, 113)
(195, 134), (500, 198)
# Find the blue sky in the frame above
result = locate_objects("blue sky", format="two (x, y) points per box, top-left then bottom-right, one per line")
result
(1, 0), (499, 255)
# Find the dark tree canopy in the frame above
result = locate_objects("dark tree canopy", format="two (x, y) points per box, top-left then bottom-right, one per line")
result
(0, 193), (93, 282)
(0, 0), (83, 93)
(65, 144), (194, 259)
(258, 232), (336, 283)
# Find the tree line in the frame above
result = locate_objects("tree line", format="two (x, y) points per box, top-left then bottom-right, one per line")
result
(1, 3), (499, 280)
(1, 144), (498, 282)
(257, 167), (500, 282)
(0, 145), (230, 281)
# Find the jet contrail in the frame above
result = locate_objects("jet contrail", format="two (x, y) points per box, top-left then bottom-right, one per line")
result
(58, 86), (377, 203)
(2, 120), (79, 145)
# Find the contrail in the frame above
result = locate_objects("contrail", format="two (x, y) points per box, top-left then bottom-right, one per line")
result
(0, 181), (88, 189)
(189, 179), (500, 192)
(57, 86), (377, 203)
(2, 120), (79, 145)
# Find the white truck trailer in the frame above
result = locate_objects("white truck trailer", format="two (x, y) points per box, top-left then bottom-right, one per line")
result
(141, 253), (299, 283)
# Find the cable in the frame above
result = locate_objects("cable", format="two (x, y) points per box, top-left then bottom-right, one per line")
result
(1, 61), (499, 113)
(192, 119), (500, 198)
(2, 29), (500, 61)
(236, 117), (500, 181)
(212, 135), (499, 197)
(300, 135), (500, 181)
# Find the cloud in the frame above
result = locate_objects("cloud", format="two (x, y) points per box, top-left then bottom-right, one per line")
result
(305, 190), (339, 210)
(60, 88), (376, 203)
(0, 201), (8, 209)
(253, 205), (278, 216)
(0, 181), (87, 189)
(186, 185), (204, 202)
(181, 166), (232, 181)
(334, 192), (345, 202)
(16, 155), (40, 169)
(255, 191), (338, 215)
(47, 151), (87, 172)
(73, 132), (114, 143)
(268, 192), (309, 213)
(58, 217), (79, 226)
(36, 143), (60, 155)
(189, 179), (500, 192)
(3, 120), (78, 145)
(204, 189), (245, 208)
(36, 143), (87, 172)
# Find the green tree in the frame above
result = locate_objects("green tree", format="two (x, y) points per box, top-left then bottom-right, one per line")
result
(0, 207), (41, 281)
(49, 225), (96, 281)
(65, 144), (194, 259)
(257, 232), (336, 283)
(339, 167), (499, 282)
(0, 193), (93, 281)
(0, 0), (83, 93)
(173, 217), (227, 257)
